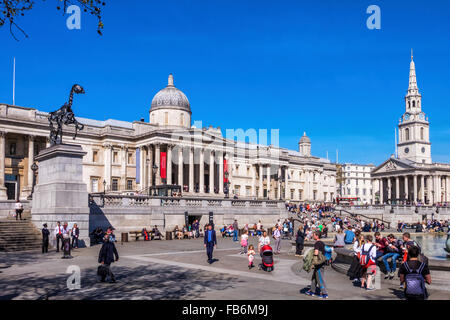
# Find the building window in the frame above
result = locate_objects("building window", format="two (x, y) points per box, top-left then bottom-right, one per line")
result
(420, 127), (424, 140)
(127, 179), (133, 190)
(290, 190), (294, 200)
(299, 190), (303, 200)
(127, 152), (134, 165)
(405, 128), (410, 141)
(113, 151), (118, 163)
(9, 142), (16, 155)
(246, 186), (251, 197)
(91, 178), (99, 192)
(92, 150), (98, 163)
(112, 178), (119, 191)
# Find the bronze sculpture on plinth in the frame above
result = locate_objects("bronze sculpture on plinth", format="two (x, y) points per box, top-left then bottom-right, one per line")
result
(48, 84), (85, 145)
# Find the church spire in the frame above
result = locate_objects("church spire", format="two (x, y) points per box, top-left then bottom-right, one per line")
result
(408, 49), (418, 93)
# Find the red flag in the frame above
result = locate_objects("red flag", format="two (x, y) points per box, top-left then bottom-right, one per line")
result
(160, 152), (167, 179)
(223, 159), (228, 183)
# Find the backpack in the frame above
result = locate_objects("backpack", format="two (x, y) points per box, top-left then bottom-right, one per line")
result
(359, 244), (375, 266)
(403, 262), (427, 299)
(302, 249), (315, 273)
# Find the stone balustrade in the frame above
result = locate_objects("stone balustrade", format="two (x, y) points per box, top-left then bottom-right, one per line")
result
(89, 194), (285, 210)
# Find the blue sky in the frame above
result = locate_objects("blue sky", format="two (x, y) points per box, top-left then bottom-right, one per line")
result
(1, 0), (450, 164)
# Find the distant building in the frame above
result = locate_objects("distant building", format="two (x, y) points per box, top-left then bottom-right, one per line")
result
(338, 163), (375, 204)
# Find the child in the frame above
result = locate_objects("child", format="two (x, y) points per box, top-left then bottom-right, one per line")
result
(240, 230), (249, 254)
(247, 244), (256, 269)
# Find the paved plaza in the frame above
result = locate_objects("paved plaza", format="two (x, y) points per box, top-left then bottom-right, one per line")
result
(0, 236), (449, 300)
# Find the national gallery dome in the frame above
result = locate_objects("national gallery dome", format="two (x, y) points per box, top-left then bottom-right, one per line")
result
(150, 74), (191, 114)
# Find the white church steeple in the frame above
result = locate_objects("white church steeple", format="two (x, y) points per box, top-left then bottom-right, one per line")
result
(397, 51), (432, 164)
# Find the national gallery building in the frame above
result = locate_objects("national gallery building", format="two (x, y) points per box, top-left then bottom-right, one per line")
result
(371, 55), (450, 205)
(0, 74), (336, 203)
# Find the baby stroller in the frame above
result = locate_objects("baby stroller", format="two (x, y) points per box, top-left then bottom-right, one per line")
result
(259, 245), (274, 272)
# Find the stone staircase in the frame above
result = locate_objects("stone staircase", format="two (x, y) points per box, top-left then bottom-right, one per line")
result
(0, 218), (43, 252)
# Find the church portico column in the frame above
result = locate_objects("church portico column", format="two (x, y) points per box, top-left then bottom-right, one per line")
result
(404, 176), (409, 201)
(379, 179), (384, 204)
(277, 166), (282, 200)
(120, 144), (127, 191)
(395, 176), (400, 202)
(420, 175), (425, 202)
(251, 165), (256, 197)
(413, 175), (418, 204)
(427, 175), (433, 205)
(147, 144), (153, 187)
(387, 178), (392, 203)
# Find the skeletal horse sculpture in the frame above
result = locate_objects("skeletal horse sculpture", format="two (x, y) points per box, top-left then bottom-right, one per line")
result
(48, 84), (85, 145)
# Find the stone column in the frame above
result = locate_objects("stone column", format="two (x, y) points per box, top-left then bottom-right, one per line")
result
(178, 147), (183, 187)
(446, 176), (449, 202)
(0, 132), (7, 200)
(251, 165), (256, 197)
(284, 167), (289, 200)
(371, 179), (376, 204)
(277, 166), (282, 199)
(379, 179), (384, 204)
(27, 135), (35, 190)
(209, 150), (214, 194)
(189, 147), (194, 192)
(120, 144), (127, 190)
(155, 143), (161, 185)
(395, 176), (400, 201)
(147, 144), (153, 187)
(104, 143), (112, 191)
(387, 178), (392, 203)
(218, 151), (224, 194)
(167, 145), (172, 185)
(259, 165), (263, 198)
(199, 148), (204, 194)
(404, 176), (408, 201)
(436, 175), (442, 203)
(266, 165), (271, 198)
(413, 175), (418, 204)
(420, 175), (425, 202)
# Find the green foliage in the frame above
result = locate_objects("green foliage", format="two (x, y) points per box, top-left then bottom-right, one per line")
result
(0, 0), (106, 40)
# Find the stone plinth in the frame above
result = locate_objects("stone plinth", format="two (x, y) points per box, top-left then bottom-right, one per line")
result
(31, 144), (90, 247)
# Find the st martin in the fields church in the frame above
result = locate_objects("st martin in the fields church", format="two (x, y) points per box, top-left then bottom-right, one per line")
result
(371, 52), (450, 205)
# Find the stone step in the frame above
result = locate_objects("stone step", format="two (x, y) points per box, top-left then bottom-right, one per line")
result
(0, 219), (44, 252)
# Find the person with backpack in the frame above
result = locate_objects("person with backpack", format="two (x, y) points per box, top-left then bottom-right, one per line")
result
(360, 235), (377, 290)
(305, 231), (328, 299)
(398, 246), (431, 300)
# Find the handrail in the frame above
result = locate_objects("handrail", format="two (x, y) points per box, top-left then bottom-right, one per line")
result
(338, 209), (391, 229)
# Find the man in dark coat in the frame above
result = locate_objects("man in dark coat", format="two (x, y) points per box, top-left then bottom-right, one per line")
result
(295, 225), (305, 256)
(98, 234), (119, 283)
(42, 223), (50, 254)
(204, 224), (217, 264)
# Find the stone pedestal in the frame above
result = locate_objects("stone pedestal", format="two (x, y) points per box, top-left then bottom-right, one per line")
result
(31, 144), (90, 247)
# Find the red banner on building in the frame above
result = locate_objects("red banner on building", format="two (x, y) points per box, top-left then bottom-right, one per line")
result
(223, 158), (228, 183)
(160, 151), (167, 179)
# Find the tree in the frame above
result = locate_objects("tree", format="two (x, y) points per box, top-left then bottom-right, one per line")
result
(0, 0), (106, 40)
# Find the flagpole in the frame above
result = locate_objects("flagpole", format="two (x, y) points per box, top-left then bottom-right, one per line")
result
(13, 57), (16, 105)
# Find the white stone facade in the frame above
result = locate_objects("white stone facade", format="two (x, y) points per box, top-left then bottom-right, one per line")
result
(0, 74), (336, 203)
(338, 163), (375, 204)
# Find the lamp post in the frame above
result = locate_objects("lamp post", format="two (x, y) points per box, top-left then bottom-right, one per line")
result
(224, 170), (230, 198)
(102, 179), (106, 207)
(28, 162), (38, 200)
